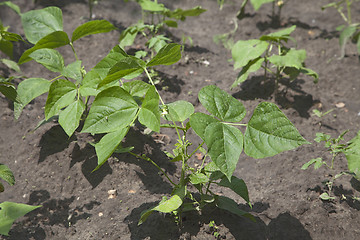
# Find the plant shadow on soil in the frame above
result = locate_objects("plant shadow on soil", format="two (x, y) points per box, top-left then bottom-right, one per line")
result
(233, 76), (317, 118)
(125, 201), (312, 240)
(5, 190), (100, 240)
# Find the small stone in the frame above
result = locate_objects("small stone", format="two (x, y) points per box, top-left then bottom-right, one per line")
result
(98, 212), (103, 217)
(108, 189), (117, 199)
(335, 102), (345, 108)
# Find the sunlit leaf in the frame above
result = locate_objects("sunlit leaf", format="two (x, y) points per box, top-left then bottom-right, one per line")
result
(58, 100), (85, 137)
(146, 43), (181, 67)
(29, 48), (64, 72)
(232, 39), (268, 69)
(71, 20), (117, 42)
(138, 86), (160, 132)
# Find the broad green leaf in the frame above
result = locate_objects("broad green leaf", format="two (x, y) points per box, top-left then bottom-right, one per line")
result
(0, 1), (21, 15)
(18, 31), (70, 64)
(232, 40), (268, 69)
(0, 202), (41, 236)
(164, 20), (178, 28)
(61, 60), (82, 84)
(29, 48), (64, 72)
(319, 192), (335, 200)
(345, 130), (360, 179)
(0, 84), (17, 103)
(98, 57), (145, 88)
(138, 185), (186, 225)
(215, 196), (255, 221)
(165, 6), (206, 20)
(205, 122), (243, 180)
(189, 112), (219, 140)
(244, 102), (309, 159)
(146, 43), (181, 67)
(80, 46), (129, 95)
(165, 100), (194, 122)
(1, 31), (23, 42)
(232, 57), (263, 88)
(71, 20), (116, 42)
(300, 67), (319, 83)
(58, 100), (85, 137)
(189, 172), (209, 185)
(14, 78), (51, 119)
(0, 164), (15, 187)
(199, 85), (246, 122)
(339, 25), (357, 58)
(138, 86), (160, 132)
(0, 39), (13, 58)
(45, 79), (77, 120)
(218, 176), (249, 203)
(94, 127), (129, 171)
(122, 80), (151, 98)
(250, 0), (274, 10)
(260, 25), (296, 42)
(268, 49), (306, 69)
(1, 59), (20, 72)
(21, 7), (63, 44)
(119, 25), (140, 48)
(146, 35), (170, 53)
(204, 161), (224, 181)
(82, 86), (138, 134)
(138, 0), (166, 12)
(301, 157), (324, 170)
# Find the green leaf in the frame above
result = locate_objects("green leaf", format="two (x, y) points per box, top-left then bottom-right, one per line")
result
(260, 25), (296, 42)
(268, 49), (306, 69)
(199, 85), (246, 122)
(0, 39), (13, 58)
(165, 100), (194, 122)
(98, 57), (145, 88)
(205, 122), (243, 180)
(232, 57), (264, 88)
(138, 86), (160, 132)
(0, 1), (21, 15)
(21, 6), (63, 44)
(0, 84), (17, 103)
(301, 157), (324, 170)
(218, 176), (249, 203)
(189, 172), (209, 185)
(339, 25), (357, 58)
(58, 100), (85, 137)
(164, 20), (178, 28)
(0, 202), (41, 236)
(232, 39), (268, 69)
(345, 130), (360, 179)
(165, 6), (206, 20)
(61, 60), (82, 84)
(250, 0), (274, 10)
(204, 161), (224, 181)
(80, 46), (129, 96)
(138, 186), (186, 225)
(146, 43), (181, 67)
(14, 78), (51, 119)
(1, 31), (23, 42)
(45, 79), (77, 120)
(94, 127), (129, 171)
(215, 196), (255, 221)
(1, 59), (20, 72)
(244, 102), (309, 159)
(18, 31), (70, 64)
(29, 48), (64, 72)
(138, 0), (166, 12)
(82, 86), (139, 134)
(319, 192), (335, 200)
(0, 164), (15, 187)
(122, 80), (151, 98)
(189, 112), (219, 140)
(71, 20), (116, 42)
(119, 25), (140, 48)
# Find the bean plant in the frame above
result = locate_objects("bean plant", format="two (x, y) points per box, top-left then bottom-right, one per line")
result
(231, 25), (318, 96)
(238, 0), (288, 21)
(302, 131), (360, 201)
(322, 0), (360, 58)
(14, 6), (311, 226)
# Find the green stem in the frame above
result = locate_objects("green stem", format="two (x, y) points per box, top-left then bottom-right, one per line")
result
(346, 0), (352, 24)
(129, 152), (176, 186)
(222, 122), (247, 126)
(50, 75), (63, 82)
(70, 42), (79, 61)
(144, 67), (165, 106)
(188, 141), (205, 159)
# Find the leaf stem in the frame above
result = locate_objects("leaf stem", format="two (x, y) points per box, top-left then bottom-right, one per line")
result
(144, 67), (165, 106)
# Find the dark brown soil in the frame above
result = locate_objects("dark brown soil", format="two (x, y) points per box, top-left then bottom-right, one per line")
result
(1, 0), (360, 239)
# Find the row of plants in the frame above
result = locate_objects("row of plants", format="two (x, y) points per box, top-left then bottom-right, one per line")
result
(0, 0), (359, 236)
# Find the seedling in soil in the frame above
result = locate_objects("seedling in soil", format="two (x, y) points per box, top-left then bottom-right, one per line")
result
(238, 0), (288, 22)
(231, 25), (318, 99)
(16, 6), (309, 227)
(0, 163), (41, 236)
(302, 130), (360, 201)
(322, 0), (360, 58)
(119, 0), (205, 56)
(312, 108), (335, 118)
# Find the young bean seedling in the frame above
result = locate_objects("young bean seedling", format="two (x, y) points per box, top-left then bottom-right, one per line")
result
(231, 25), (318, 98)
(302, 131), (360, 201)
